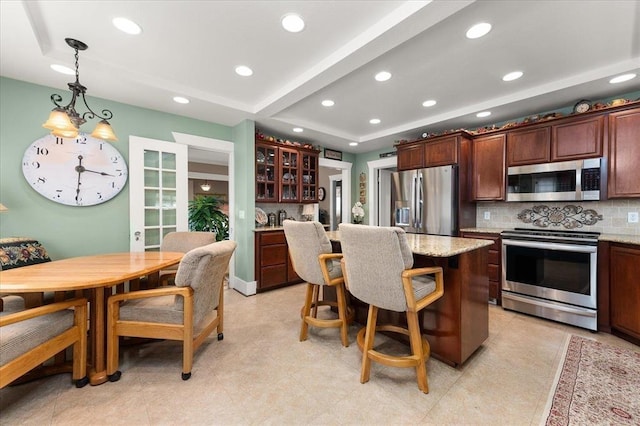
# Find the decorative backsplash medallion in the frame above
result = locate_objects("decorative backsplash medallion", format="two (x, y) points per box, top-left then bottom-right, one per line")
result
(517, 205), (603, 229)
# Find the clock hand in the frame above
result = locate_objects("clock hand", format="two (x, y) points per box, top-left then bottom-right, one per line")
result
(83, 168), (114, 177)
(74, 155), (84, 202)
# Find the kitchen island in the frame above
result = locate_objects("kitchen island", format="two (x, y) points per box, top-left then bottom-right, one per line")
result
(326, 231), (493, 367)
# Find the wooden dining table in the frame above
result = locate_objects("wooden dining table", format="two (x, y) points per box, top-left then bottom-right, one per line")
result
(0, 251), (183, 385)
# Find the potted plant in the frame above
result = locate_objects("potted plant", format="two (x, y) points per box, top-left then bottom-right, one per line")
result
(188, 195), (229, 241)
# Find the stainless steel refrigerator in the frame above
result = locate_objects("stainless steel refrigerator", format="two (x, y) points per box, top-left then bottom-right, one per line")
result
(391, 165), (457, 235)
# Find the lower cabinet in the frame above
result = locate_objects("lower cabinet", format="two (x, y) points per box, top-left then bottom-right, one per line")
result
(609, 243), (640, 341)
(254, 230), (301, 291)
(461, 231), (502, 305)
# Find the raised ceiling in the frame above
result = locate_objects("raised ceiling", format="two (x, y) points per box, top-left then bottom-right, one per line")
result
(1, 1), (638, 154)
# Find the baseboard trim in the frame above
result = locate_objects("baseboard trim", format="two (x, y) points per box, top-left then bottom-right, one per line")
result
(229, 276), (256, 296)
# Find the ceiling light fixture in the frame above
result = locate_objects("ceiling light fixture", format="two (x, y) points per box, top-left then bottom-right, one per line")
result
(369, 118), (381, 124)
(200, 181), (211, 192)
(422, 100), (437, 107)
(466, 22), (492, 39)
(50, 64), (75, 75)
(321, 99), (335, 107)
(173, 96), (190, 104)
(375, 71), (392, 82)
(476, 111), (491, 118)
(293, 127), (303, 133)
(42, 38), (118, 141)
(113, 17), (142, 35)
(502, 71), (523, 81)
(609, 73), (636, 84)
(281, 13), (305, 33)
(349, 142), (358, 147)
(235, 65), (253, 77)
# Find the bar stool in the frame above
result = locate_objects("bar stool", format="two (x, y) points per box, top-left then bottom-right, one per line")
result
(283, 220), (353, 347)
(339, 223), (444, 393)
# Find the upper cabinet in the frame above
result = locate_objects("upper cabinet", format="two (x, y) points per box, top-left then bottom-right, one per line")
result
(256, 142), (278, 202)
(255, 139), (319, 203)
(608, 107), (640, 198)
(507, 127), (550, 166)
(551, 115), (604, 161)
(397, 142), (424, 171)
(506, 115), (604, 166)
(472, 134), (506, 201)
(396, 133), (468, 171)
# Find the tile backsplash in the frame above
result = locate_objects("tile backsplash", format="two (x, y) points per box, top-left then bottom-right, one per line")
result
(476, 199), (640, 235)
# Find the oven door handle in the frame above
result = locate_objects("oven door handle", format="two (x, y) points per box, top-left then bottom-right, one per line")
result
(502, 239), (597, 253)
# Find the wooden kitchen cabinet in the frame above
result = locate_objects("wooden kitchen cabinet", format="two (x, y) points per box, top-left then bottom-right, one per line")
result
(607, 107), (640, 198)
(609, 243), (640, 342)
(396, 141), (424, 171)
(424, 136), (458, 167)
(507, 127), (550, 166)
(254, 230), (301, 291)
(551, 115), (604, 161)
(255, 138), (319, 203)
(472, 133), (506, 200)
(461, 231), (502, 305)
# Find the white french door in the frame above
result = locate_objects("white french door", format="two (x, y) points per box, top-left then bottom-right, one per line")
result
(129, 136), (188, 252)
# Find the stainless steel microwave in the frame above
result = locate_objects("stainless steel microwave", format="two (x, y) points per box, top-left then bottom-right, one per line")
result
(506, 158), (602, 202)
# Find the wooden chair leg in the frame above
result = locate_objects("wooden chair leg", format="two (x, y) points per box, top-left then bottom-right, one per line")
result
(217, 282), (224, 336)
(300, 283), (314, 342)
(106, 302), (120, 377)
(360, 305), (378, 384)
(73, 303), (88, 384)
(336, 283), (349, 347)
(407, 310), (428, 393)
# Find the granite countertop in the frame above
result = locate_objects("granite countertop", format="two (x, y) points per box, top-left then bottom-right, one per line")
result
(254, 224), (330, 232)
(460, 227), (505, 235)
(461, 227), (640, 246)
(325, 231), (493, 257)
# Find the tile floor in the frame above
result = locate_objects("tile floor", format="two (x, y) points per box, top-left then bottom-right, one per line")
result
(1, 284), (638, 425)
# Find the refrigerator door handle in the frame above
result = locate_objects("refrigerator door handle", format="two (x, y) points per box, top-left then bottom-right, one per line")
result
(416, 172), (423, 230)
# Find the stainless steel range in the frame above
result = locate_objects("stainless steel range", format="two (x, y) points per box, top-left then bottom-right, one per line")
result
(501, 228), (599, 330)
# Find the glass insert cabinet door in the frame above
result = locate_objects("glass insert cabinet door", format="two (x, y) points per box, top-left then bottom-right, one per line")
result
(129, 136), (188, 252)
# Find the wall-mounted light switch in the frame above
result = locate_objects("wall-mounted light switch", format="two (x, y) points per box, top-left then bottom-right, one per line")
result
(483, 211), (491, 220)
(628, 212), (639, 223)
(238, 210), (245, 219)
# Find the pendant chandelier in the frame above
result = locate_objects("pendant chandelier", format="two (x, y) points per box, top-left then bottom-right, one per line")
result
(200, 181), (211, 191)
(42, 38), (118, 141)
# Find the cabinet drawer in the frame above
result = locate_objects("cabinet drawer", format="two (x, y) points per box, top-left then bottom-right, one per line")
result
(488, 264), (500, 282)
(260, 244), (287, 266)
(488, 249), (499, 265)
(261, 265), (287, 287)
(260, 232), (286, 245)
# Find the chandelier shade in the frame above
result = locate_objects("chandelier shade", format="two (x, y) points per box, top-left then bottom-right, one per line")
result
(42, 38), (118, 142)
(200, 181), (211, 192)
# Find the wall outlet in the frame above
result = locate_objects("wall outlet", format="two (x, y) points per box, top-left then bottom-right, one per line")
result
(628, 212), (639, 223)
(483, 211), (491, 220)
(238, 210), (245, 219)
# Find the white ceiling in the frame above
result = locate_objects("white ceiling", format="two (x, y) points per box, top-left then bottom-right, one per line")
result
(1, 1), (639, 155)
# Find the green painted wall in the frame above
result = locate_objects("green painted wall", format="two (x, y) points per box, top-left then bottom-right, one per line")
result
(231, 120), (255, 282)
(0, 77), (242, 262)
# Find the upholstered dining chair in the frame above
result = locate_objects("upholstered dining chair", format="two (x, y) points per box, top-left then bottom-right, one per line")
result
(106, 240), (236, 381)
(158, 231), (217, 286)
(283, 220), (353, 347)
(339, 224), (444, 393)
(0, 298), (89, 389)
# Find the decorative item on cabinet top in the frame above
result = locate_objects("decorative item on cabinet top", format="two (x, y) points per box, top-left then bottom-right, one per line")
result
(255, 130), (317, 150)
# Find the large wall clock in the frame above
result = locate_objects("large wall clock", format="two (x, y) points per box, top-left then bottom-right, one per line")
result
(22, 134), (128, 206)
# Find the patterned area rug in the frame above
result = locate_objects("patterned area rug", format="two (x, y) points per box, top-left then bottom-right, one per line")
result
(543, 335), (640, 425)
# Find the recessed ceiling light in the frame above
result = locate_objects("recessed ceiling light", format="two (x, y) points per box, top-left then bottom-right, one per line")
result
(235, 65), (253, 77)
(349, 142), (358, 147)
(50, 64), (74, 75)
(321, 99), (335, 107)
(609, 73), (636, 84)
(113, 17), (142, 35)
(369, 118), (381, 124)
(293, 127), (303, 133)
(476, 111), (491, 118)
(422, 100), (437, 107)
(173, 96), (189, 104)
(281, 13), (305, 33)
(466, 22), (492, 39)
(502, 71), (523, 81)
(375, 71), (392, 82)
